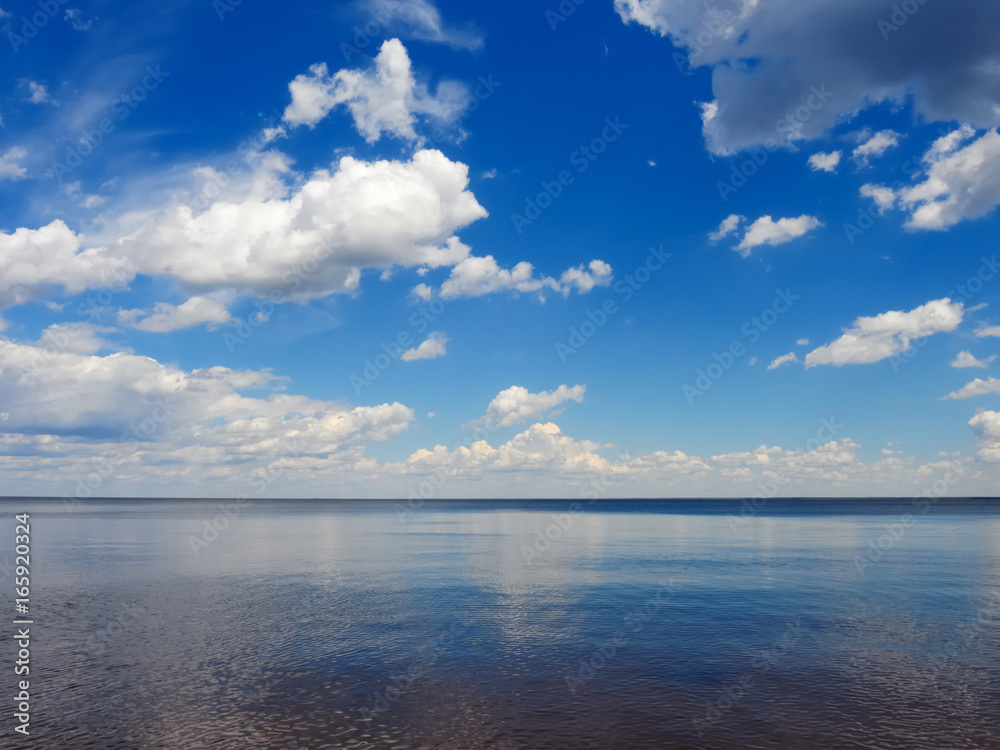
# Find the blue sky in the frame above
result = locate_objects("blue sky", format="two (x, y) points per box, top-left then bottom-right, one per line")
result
(1, 0), (1000, 498)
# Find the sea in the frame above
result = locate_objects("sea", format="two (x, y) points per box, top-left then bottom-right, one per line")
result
(1, 497), (999, 749)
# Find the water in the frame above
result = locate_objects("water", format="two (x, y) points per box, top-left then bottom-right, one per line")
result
(2, 497), (999, 749)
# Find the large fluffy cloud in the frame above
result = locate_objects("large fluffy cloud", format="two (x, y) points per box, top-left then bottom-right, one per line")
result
(805, 298), (964, 367)
(615, 0), (1000, 154)
(112, 148), (486, 300)
(283, 38), (470, 141)
(0, 220), (129, 308)
(0, 339), (413, 453)
(892, 127), (1000, 230)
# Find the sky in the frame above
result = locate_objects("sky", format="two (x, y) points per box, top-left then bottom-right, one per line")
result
(1, 0), (1000, 499)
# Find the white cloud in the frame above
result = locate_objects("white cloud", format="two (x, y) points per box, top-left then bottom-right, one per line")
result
(24, 80), (50, 104)
(112, 149), (486, 301)
(481, 168), (497, 179)
(0, 147), (27, 181)
(437, 256), (612, 299)
(614, 1), (1000, 155)
(951, 351), (996, 369)
(0, 340), (414, 456)
(807, 151), (841, 172)
(895, 128), (1000, 230)
(401, 332), (448, 361)
(708, 213), (743, 242)
(806, 298), (965, 367)
(469, 385), (586, 430)
(0, 220), (130, 309)
(360, 0), (483, 50)
(852, 130), (901, 163)
(117, 297), (233, 332)
(860, 183), (897, 212)
(64, 8), (94, 30)
(969, 410), (1000, 462)
(36, 323), (117, 355)
(735, 215), (822, 256)
(282, 38), (470, 142)
(977, 326), (1000, 338)
(796, 338), (809, 346)
(944, 377), (1000, 400)
(767, 352), (799, 370)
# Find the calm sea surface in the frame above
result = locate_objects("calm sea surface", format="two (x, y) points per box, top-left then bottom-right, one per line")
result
(2, 498), (999, 749)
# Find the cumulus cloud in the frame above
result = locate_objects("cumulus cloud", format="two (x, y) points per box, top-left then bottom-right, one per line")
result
(113, 149), (486, 301)
(874, 127), (1000, 230)
(944, 377), (1000, 400)
(852, 130), (902, 163)
(735, 215), (822, 256)
(951, 351), (996, 368)
(468, 384), (586, 430)
(0, 340), (414, 454)
(0, 147), (27, 181)
(118, 297), (233, 332)
(283, 38), (470, 142)
(359, 0), (483, 50)
(806, 298), (965, 367)
(401, 332), (448, 361)
(807, 151), (841, 172)
(767, 352), (799, 369)
(969, 410), (1000, 462)
(614, 0), (1000, 155)
(437, 257), (612, 299)
(977, 325), (1000, 338)
(0, 220), (130, 308)
(708, 213), (743, 241)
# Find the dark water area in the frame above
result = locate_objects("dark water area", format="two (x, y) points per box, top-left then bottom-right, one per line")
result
(1, 497), (999, 749)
